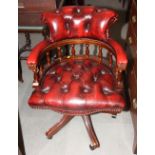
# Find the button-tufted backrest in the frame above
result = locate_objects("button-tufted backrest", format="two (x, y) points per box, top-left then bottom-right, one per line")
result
(42, 6), (118, 42)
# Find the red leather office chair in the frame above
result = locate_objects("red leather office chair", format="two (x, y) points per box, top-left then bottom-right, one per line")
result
(27, 6), (128, 150)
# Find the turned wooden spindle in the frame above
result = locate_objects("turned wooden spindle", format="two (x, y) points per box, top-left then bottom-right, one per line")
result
(108, 53), (113, 67)
(85, 44), (89, 56)
(33, 67), (39, 87)
(57, 47), (62, 59)
(46, 51), (51, 65)
(98, 46), (102, 62)
(39, 65), (43, 77)
(115, 67), (123, 89)
(71, 44), (76, 56)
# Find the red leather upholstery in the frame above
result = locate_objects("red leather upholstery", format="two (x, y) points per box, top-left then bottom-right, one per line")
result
(27, 40), (50, 65)
(27, 6), (127, 70)
(27, 6), (127, 115)
(42, 6), (117, 42)
(107, 38), (128, 70)
(26, 6), (128, 149)
(29, 59), (125, 115)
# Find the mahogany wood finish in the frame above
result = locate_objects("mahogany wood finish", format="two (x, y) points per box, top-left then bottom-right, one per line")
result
(26, 6), (128, 150)
(82, 115), (100, 150)
(18, 0), (56, 26)
(46, 115), (73, 139)
(45, 114), (100, 150)
(126, 0), (137, 154)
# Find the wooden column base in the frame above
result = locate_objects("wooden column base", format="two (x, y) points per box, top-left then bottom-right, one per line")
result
(45, 114), (100, 150)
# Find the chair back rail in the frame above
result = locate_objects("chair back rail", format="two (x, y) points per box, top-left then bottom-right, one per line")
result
(33, 38), (117, 87)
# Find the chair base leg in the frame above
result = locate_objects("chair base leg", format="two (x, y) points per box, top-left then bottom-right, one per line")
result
(45, 115), (74, 139)
(82, 115), (100, 150)
(46, 114), (100, 150)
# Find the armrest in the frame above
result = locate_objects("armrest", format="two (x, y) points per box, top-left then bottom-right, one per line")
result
(27, 40), (50, 70)
(107, 38), (128, 71)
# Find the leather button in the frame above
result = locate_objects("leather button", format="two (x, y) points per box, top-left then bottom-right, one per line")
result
(72, 72), (81, 80)
(55, 10), (59, 13)
(65, 66), (72, 71)
(93, 75), (98, 82)
(76, 8), (80, 13)
(64, 62), (72, 71)
(42, 86), (50, 94)
(102, 87), (113, 94)
(56, 75), (62, 82)
(97, 9), (101, 12)
(50, 70), (56, 75)
(101, 70), (106, 75)
(81, 84), (91, 93)
(61, 84), (69, 93)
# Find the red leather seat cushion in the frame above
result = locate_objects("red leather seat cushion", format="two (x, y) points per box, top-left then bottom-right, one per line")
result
(28, 59), (125, 115)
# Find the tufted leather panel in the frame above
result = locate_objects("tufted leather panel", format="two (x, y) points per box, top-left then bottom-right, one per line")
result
(28, 59), (125, 115)
(42, 6), (118, 42)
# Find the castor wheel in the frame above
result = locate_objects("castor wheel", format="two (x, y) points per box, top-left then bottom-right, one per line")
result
(89, 143), (100, 150)
(112, 115), (117, 118)
(45, 132), (53, 139)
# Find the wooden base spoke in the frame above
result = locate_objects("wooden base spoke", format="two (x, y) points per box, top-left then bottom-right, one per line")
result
(45, 115), (74, 139)
(82, 115), (100, 150)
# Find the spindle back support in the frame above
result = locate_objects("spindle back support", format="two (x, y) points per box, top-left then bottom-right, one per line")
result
(35, 38), (117, 86)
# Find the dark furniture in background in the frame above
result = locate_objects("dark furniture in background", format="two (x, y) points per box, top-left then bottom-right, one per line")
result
(126, 0), (137, 154)
(61, 0), (84, 6)
(18, 0), (85, 82)
(18, 0), (56, 26)
(18, 0), (56, 82)
(26, 6), (128, 150)
(118, 0), (128, 8)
